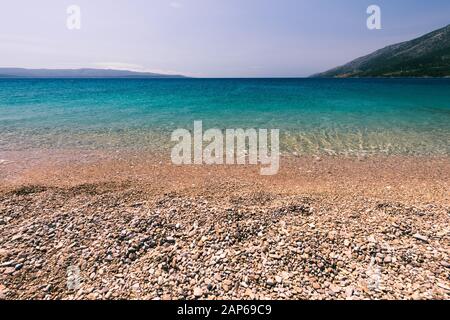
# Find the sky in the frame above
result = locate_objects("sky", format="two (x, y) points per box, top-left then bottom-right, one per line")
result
(0, 0), (449, 77)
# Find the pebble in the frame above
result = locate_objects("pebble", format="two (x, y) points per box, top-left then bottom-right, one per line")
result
(413, 234), (429, 243)
(0, 285), (7, 300)
(3, 267), (15, 275)
(166, 236), (176, 244)
(0, 249), (9, 258)
(0, 261), (15, 267)
(345, 287), (354, 297)
(245, 288), (254, 299)
(329, 284), (341, 294)
(266, 279), (275, 287)
(193, 287), (203, 298)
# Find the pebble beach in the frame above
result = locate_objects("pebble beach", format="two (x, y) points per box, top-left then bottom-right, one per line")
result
(0, 151), (448, 300)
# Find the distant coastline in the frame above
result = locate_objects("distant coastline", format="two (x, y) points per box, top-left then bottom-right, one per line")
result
(0, 68), (186, 79)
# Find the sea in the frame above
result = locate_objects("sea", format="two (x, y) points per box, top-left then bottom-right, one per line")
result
(0, 78), (449, 156)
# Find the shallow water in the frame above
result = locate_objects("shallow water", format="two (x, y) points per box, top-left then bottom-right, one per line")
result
(0, 78), (449, 155)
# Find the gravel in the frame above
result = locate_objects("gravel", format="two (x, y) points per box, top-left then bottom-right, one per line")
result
(0, 183), (449, 300)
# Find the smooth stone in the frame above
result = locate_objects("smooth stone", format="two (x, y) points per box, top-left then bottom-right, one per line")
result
(413, 234), (429, 243)
(193, 287), (203, 297)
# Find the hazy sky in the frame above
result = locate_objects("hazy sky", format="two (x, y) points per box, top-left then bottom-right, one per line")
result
(0, 0), (449, 77)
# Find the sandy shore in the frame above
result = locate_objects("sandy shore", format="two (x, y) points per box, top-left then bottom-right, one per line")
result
(0, 150), (449, 299)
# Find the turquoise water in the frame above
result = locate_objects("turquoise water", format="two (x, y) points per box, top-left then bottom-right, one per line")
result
(0, 78), (449, 155)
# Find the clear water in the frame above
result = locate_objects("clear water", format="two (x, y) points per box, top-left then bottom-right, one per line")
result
(0, 78), (449, 155)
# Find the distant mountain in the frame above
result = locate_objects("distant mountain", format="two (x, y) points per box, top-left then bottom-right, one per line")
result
(312, 24), (450, 78)
(0, 68), (185, 78)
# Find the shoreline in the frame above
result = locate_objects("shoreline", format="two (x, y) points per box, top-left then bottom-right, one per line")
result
(1, 150), (449, 205)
